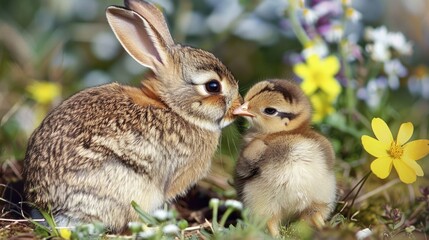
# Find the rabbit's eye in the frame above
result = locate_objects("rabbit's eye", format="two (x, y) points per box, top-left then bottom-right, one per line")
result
(205, 80), (221, 93)
(264, 107), (277, 115)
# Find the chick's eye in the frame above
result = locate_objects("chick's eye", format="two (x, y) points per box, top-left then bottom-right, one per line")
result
(264, 107), (277, 115)
(205, 80), (221, 93)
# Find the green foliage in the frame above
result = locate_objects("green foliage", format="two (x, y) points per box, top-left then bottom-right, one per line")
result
(27, 205), (61, 238)
(1, 0), (429, 239)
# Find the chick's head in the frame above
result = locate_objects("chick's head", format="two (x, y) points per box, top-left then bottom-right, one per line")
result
(234, 79), (312, 134)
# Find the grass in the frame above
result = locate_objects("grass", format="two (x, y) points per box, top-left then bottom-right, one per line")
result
(1, 0), (429, 239)
(1, 153), (429, 239)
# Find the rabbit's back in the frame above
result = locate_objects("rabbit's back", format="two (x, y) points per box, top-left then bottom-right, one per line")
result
(24, 83), (220, 231)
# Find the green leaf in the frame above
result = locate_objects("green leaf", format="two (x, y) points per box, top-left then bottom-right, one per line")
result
(131, 201), (158, 225)
(39, 207), (60, 236)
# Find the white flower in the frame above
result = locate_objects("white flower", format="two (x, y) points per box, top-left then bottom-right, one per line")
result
(302, 40), (329, 59)
(302, 8), (319, 24)
(357, 77), (388, 109)
(152, 209), (173, 221)
(366, 42), (390, 62)
(225, 199), (243, 210)
(162, 224), (180, 235)
(138, 228), (156, 239)
(324, 24), (344, 43)
(384, 59), (407, 89)
(365, 26), (412, 61)
(127, 221), (142, 232)
(345, 7), (362, 22)
(313, 1), (342, 17)
(388, 32), (412, 55)
(209, 198), (220, 208)
(356, 228), (372, 240)
(365, 26), (389, 43)
(408, 74), (429, 99)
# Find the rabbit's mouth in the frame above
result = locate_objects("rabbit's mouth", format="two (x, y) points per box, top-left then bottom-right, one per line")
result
(220, 95), (243, 128)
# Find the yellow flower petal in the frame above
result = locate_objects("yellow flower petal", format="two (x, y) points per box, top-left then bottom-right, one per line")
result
(370, 156), (393, 179)
(59, 228), (72, 240)
(293, 64), (310, 79)
(403, 139), (429, 161)
(393, 159), (417, 184)
(301, 79), (318, 95)
(323, 55), (340, 75)
(403, 159), (424, 176)
(371, 118), (393, 144)
(310, 94), (334, 123)
(307, 54), (320, 66)
(397, 122), (413, 145)
(361, 135), (389, 157)
(27, 81), (61, 104)
(319, 78), (341, 100)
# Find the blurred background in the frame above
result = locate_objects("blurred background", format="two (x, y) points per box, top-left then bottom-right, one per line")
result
(1, 0), (428, 189)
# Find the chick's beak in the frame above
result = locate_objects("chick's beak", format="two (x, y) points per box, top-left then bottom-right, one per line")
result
(233, 102), (255, 117)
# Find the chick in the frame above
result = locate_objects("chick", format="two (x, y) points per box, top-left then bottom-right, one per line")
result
(233, 79), (336, 236)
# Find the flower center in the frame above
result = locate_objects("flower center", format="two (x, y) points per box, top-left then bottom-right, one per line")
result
(388, 141), (403, 159)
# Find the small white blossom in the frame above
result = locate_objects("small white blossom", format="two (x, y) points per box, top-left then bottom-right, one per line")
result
(225, 199), (243, 210)
(408, 74), (429, 99)
(162, 224), (180, 235)
(302, 8), (319, 24)
(365, 26), (412, 61)
(345, 7), (362, 22)
(302, 40), (329, 59)
(209, 198), (220, 208)
(324, 24), (344, 43)
(152, 209), (173, 221)
(388, 32), (412, 55)
(357, 78), (388, 109)
(384, 59), (407, 89)
(127, 221), (142, 232)
(365, 26), (389, 43)
(313, 1), (342, 17)
(356, 228), (372, 240)
(138, 228), (156, 239)
(366, 42), (391, 62)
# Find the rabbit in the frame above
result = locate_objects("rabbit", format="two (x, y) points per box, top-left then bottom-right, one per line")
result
(23, 0), (242, 233)
(233, 79), (336, 236)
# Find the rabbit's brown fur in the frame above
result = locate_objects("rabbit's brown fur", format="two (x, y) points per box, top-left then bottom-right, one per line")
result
(23, 0), (241, 233)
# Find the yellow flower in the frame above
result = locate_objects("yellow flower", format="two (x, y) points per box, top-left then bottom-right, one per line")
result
(293, 54), (341, 101)
(59, 228), (72, 240)
(310, 93), (335, 123)
(361, 118), (429, 184)
(27, 81), (61, 104)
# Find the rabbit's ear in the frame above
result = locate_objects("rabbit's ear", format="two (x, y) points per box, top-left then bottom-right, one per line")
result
(106, 6), (169, 72)
(124, 0), (174, 46)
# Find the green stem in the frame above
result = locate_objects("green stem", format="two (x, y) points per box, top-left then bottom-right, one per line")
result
(219, 208), (235, 227)
(347, 171), (372, 219)
(339, 40), (356, 112)
(212, 204), (219, 231)
(338, 3), (358, 123)
(286, 0), (311, 46)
